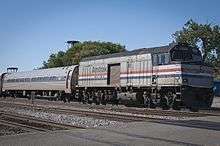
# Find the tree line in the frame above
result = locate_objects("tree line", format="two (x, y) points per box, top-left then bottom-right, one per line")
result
(41, 41), (126, 68)
(173, 20), (220, 79)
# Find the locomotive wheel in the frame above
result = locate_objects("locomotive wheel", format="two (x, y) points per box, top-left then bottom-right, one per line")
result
(149, 101), (156, 108)
(88, 96), (93, 104)
(143, 98), (150, 108)
(161, 97), (170, 110)
(82, 92), (87, 104)
(189, 107), (199, 112)
(172, 99), (181, 110)
(101, 100), (107, 105)
(161, 92), (178, 110)
(147, 98), (156, 108)
(82, 100), (86, 104)
(143, 96), (156, 108)
(95, 100), (100, 105)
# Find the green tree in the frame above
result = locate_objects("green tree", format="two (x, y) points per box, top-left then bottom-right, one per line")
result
(42, 41), (126, 68)
(173, 19), (220, 67)
(42, 51), (65, 68)
(64, 41), (126, 65)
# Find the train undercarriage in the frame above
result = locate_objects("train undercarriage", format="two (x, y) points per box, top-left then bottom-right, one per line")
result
(1, 85), (214, 112)
(72, 85), (214, 111)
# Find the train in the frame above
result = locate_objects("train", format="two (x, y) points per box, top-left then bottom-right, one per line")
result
(0, 43), (214, 111)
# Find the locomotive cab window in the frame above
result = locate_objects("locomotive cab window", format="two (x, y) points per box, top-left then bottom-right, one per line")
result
(172, 50), (192, 61)
(171, 46), (192, 62)
(170, 46), (203, 64)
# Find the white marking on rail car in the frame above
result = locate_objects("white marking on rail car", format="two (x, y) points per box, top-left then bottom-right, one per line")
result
(120, 73), (152, 77)
(153, 64), (181, 69)
(78, 75), (108, 79)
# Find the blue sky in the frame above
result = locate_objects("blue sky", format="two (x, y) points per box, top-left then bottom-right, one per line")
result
(0, 0), (219, 73)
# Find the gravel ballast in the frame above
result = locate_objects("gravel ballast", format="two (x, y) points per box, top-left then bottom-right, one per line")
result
(0, 124), (27, 136)
(0, 107), (128, 129)
(0, 104), (201, 131)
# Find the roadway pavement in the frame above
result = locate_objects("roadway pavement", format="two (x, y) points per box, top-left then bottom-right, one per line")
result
(1, 116), (220, 146)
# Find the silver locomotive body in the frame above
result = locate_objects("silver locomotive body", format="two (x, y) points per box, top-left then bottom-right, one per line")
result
(78, 43), (214, 110)
(78, 52), (153, 87)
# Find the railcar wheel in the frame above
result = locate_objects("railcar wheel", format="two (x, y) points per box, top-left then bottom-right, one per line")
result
(81, 91), (87, 104)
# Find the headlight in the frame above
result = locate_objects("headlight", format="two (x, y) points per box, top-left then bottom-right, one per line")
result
(183, 78), (188, 84)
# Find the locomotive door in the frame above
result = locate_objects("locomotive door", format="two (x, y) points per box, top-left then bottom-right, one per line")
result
(152, 54), (159, 86)
(152, 66), (159, 85)
(66, 70), (73, 93)
(71, 66), (79, 90)
(107, 63), (120, 86)
(0, 73), (7, 94)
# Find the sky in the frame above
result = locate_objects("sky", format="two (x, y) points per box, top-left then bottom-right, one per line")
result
(0, 0), (219, 73)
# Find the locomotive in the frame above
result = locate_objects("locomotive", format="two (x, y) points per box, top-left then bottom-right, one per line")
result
(0, 43), (214, 111)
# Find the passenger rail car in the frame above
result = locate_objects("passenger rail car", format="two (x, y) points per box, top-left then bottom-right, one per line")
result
(1, 66), (78, 100)
(78, 43), (214, 110)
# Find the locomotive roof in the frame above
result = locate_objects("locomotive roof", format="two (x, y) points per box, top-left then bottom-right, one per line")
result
(81, 44), (173, 62)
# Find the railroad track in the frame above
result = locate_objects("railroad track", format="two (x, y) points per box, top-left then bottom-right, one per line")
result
(24, 98), (220, 117)
(2, 104), (220, 134)
(0, 111), (83, 133)
(0, 100), (217, 124)
(0, 102), (146, 122)
(0, 118), (48, 132)
(2, 98), (219, 116)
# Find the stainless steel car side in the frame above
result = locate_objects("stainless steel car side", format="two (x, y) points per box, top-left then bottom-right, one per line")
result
(2, 65), (78, 100)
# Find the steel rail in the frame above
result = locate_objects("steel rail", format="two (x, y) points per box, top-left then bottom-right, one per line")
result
(0, 100), (217, 118)
(0, 112), (83, 130)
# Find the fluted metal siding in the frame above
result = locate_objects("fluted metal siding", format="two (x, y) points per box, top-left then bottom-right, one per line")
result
(2, 65), (78, 93)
